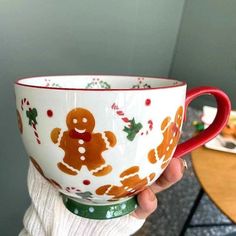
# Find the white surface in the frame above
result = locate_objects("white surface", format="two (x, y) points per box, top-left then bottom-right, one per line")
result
(202, 106), (236, 154)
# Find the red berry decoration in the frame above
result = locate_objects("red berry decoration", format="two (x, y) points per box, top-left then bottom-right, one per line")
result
(83, 180), (91, 185)
(47, 109), (53, 117)
(145, 99), (151, 106)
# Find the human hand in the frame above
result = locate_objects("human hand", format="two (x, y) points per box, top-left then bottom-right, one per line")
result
(132, 158), (187, 219)
(21, 158), (186, 236)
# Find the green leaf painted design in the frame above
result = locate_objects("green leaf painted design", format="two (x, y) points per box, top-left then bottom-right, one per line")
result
(99, 81), (111, 89)
(51, 83), (62, 88)
(26, 108), (38, 126)
(123, 118), (143, 141)
(85, 80), (111, 89)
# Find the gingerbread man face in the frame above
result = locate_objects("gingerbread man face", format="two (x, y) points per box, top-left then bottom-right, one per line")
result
(51, 107), (117, 177)
(66, 108), (95, 134)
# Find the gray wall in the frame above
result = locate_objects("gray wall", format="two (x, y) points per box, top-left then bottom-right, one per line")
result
(170, 0), (236, 109)
(0, 1), (185, 235)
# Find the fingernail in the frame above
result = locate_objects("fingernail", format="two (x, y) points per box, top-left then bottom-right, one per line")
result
(181, 159), (188, 174)
(148, 189), (156, 201)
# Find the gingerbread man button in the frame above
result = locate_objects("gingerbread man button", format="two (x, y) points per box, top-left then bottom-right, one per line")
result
(51, 108), (117, 177)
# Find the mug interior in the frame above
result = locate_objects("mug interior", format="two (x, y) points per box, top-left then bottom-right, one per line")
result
(15, 75), (185, 90)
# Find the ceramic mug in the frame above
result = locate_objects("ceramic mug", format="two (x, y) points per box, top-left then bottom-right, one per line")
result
(14, 75), (231, 219)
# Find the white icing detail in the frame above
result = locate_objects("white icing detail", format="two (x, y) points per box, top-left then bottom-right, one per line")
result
(123, 186), (135, 192)
(82, 117), (88, 123)
(75, 128), (86, 133)
(161, 158), (171, 167)
(78, 147), (86, 154)
(78, 139), (84, 145)
(73, 119), (78, 124)
(57, 129), (64, 144)
(162, 159), (169, 164)
(62, 161), (78, 173)
(169, 138), (174, 144)
(147, 175), (152, 185)
(162, 120), (171, 133)
(125, 188), (135, 193)
(105, 185), (113, 195)
(154, 147), (159, 162)
(101, 132), (111, 148)
(91, 163), (108, 174)
(120, 172), (138, 182)
(80, 156), (85, 161)
(121, 203), (126, 209)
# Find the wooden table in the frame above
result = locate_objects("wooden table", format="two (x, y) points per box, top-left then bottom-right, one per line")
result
(180, 146), (236, 236)
(192, 146), (236, 223)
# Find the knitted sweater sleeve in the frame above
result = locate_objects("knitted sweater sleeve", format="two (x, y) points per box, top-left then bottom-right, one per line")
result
(19, 162), (145, 236)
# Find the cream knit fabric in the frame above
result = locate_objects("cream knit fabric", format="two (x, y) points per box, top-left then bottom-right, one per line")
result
(19, 162), (145, 236)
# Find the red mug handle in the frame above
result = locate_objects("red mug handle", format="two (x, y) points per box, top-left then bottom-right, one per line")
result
(173, 86), (231, 158)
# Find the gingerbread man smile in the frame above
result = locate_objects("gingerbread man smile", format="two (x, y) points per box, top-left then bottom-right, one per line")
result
(75, 128), (86, 133)
(51, 108), (117, 177)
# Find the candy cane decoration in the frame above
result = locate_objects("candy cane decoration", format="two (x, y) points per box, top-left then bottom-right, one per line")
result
(147, 119), (153, 132)
(141, 120), (154, 136)
(111, 103), (143, 141)
(111, 103), (153, 138)
(21, 98), (41, 144)
(111, 103), (131, 125)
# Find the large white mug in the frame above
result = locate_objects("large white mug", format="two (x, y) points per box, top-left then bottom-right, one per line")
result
(15, 75), (231, 219)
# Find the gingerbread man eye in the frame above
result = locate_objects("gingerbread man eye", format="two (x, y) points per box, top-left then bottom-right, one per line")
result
(73, 118), (78, 124)
(82, 118), (88, 123)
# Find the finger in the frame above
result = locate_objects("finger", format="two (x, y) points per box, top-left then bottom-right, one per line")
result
(131, 188), (158, 219)
(150, 158), (187, 193)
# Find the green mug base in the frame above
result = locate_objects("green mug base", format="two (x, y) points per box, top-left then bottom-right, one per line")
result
(62, 194), (138, 220)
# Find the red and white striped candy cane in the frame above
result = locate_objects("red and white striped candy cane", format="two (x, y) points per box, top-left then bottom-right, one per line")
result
(111, 103), (154, 135)
(111, 103), (131, 126)
(21, 98), (41, 144)
(148, 120), (153, 131)
(141, 120), (153, 136)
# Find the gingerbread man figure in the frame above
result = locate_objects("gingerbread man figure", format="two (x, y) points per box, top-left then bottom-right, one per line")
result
(51, 108), (117, 177)
(96, 166), (155, 199)
(148, 106), (183, 169)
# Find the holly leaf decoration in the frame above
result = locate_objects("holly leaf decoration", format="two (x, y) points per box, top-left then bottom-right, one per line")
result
(123, 118), (143, 141)
(26, 108), (38, 126)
